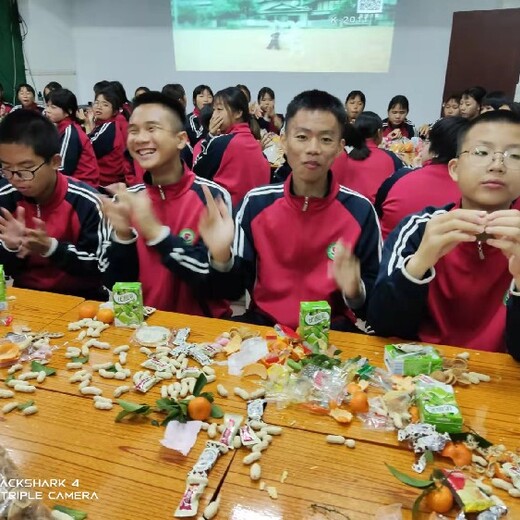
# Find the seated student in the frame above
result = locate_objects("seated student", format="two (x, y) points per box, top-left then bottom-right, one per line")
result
(375, 117), (468, 238)
(480, 91), (513, 114)
(102, 91), (230, 318)
(87, 88), (129, 189)
(459, 86), (486, 120)
(0, 83), (13, 119)
(133, 86), (150, 102)
(368, 110), (520, 357)
(43, 81), (62, 103)
(11, 84), (43, 113)
(255, 87), (284, 135)
(193, 87), (271, 206)
(344, 90), (365, 124)
(382, 95), (414, 139)
(192, 104), (213, 163)
(331, 111), (403, 203)
(162, 84), (187, 108)
(0, 110), (109, 299)
(198, 89), (381, 332)
(46, 88), (99, 188)
(418, 93), (461, 138)
(186, 85), (213, 147)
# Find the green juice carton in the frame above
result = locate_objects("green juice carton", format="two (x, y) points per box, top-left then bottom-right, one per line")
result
(299, 301), (331, 353)
(384, 343), (443, 376)
(415, 376), (463, 433)
(0, 266), (7, 311)
(112, 282), (144, 327)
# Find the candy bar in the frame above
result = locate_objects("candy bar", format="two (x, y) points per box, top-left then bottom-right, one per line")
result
(219, 413), (243, 448)
(179, 367), (202, 379)
(239, 424), (261, 447)
(173, 327), (191, 346)
(247, 399), (266, 422)
(188, 345), (211, 366)
(191, 441), (227, 476)
(174, 474), (207, 518)
(134, 373), (159, 393)
(141, 357), (171, 371)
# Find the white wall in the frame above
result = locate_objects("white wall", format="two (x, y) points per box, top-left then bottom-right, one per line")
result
(20, 0), (514, 123)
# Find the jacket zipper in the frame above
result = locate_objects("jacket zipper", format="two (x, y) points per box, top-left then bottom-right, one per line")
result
(477, 241), (485, 260)
(158, 185), (165, 200)
(302, 197), (309, 212)
(36, 204), (41, 218)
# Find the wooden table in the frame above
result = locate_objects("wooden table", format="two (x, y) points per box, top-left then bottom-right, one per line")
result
(1, 291), (519, 519)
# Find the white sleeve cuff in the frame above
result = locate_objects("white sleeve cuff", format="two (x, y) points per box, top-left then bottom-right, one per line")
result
(209, 250), (234, 272)
(41, 238), (58, 257)
(342, 279), (366, 310)
(510, 279), (520, 297)
(401, 255), (436, 285)
(146, 226), (170, 246)
(112, 229), (138, 244)
(2, 242), (21, 253)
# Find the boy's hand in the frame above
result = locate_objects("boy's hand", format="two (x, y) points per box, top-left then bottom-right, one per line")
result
(485, 209), (520, 285)
(24, 218), (52, 256)
(102, 190), (134, 241)
(198, 185), (234, 264)
(332, 240), (362, 300)
(130, 191), (163, 243)
(0, 207), (26, 251)
(406, 209), (487, 279)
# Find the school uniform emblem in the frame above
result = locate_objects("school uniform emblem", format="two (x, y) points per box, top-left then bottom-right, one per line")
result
(327, 242), (337, 260)
(179, 228), (195, 245)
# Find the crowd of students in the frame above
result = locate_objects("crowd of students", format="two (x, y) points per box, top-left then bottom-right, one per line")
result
(0, 78), (520, 361)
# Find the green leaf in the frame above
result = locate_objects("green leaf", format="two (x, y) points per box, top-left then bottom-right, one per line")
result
(5, 374), (13, 383)
(424, 450), (434, 464)
(386, 464), (434, 488)
(31, 361), (56, 376)
(210, 404), (224, 418)
(450, 431), (493, 449)
(115, 400), (151, 423)
(72, 356), (89, 364)
(52, 505), (88, 520)
(412, 488), (432, 520)
(178, 402), (188, 416)
(192, 373), (207, 396)
(117, 400), (149, 412)
(17, 400), (34, 411)
(199, 391), (214, 403)
(151, 419), (160, 427)
(105, 364), (117, 373)
(333, 349), (342, 356)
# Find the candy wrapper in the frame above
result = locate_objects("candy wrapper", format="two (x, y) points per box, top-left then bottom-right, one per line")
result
(174, 473), (208, 518)
(247, 399), (266, 422)
(0, 445), (52, 519)
(442, 470), (494, 513)
(219, 414), (243, 448)
(112, 281), (144, 327)
(299, 301), (331, 353)
(385, 344), (443, 376)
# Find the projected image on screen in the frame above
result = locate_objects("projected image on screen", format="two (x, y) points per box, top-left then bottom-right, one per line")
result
(171, 0), (398, 73)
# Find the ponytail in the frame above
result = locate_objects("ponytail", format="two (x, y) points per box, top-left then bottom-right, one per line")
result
(346, 111), (383, 161)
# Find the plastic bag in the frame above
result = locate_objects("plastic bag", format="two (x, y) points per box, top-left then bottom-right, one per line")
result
(0, 445), (52, 519)
(374, 503), (402, 520)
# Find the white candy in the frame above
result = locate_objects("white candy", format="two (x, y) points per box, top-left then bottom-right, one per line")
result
(94, 400), (113, 410)
(92, 362), (114, 371)
(18, 371), (39, 380)
(207, 423), (217, 439)
(114, 371), (128, 380)
(345, 439), (356, 449)
(14, 384), (36, 393)
(205, 374), (216, 383)
(250, 388), (266, 400)
(139, 347), (152, 356)
(2, 402), (19, 414)
(7, 363), (23, 375)
(265, 425), (282, 436)
(202, 366), (215, 376)
(217, 384), (228, 397)
(233, 436), (242, 449)
(66, 362), (84, 370)
(113, 344), (129, 354)
(81, 344), (90, 357)
(0, 389), (15, 398)
(234, 387), (250, 400)
(36, 371), (46, 383)
(118, 352), (128, 365)
(79, 379), (90, 389)
(243, 452), (262, 465)
(202, 496), (221, 520)
(99, 369), (116, 379)
(250, 463), (262, 481)
(326, 435), (346, 445)
(77, 330), (87, 341)
(21, 405), (38, 416)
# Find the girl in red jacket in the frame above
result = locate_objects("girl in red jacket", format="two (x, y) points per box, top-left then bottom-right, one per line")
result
(46, 88), (99, 188)
(382, 95), (415, 139)
(87, 88), (128, 189)
(193, 87), (271, 206)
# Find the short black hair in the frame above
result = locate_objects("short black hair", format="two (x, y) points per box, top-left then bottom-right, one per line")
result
(481, 92), (511, 111)
(16, 83), (35, 97)
(43, 81), (62, 102)
(109, 81), (129, 104)
(0, 109), (60, 161)
(345, 90), (366, 105)
(192, 84), (213, 105)
(93, 80), (110, 96)
(388, 95), (409, 112)
(48, 88), (79, 121)
(461, 86), (486, 105)
(162, 83), (186, 102)
(457, 110), (520, 154)
(444, 93), (461, 104)
(132, 91), (186, 129)
(429, 116), (468, 164)
(285, 89), (346, 136)
(95, 87), (122, 112)
(257, 87), (275, 103)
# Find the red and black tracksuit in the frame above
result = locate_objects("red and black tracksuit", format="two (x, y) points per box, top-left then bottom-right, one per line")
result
(368, 202), (520, 359)
(186, 109), (208, 147)
(331, 140), (403, 203)
(193, 123), (271, 206)
(207, 173), (382, 331)
(57, 118), (99, 188)
(103, 165), (231, 318)
(0, 174), (110, 299)
(382, 118), (415, 139)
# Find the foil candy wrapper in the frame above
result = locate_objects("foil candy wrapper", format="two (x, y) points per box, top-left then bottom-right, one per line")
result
(398, 423), (450, 453)
(247, 399), (266, 422)
(173, 327), (191, 346)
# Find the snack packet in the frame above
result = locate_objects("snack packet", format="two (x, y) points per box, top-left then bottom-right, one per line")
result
(299, 301), (331, 353)
(112, 282), (144, 327)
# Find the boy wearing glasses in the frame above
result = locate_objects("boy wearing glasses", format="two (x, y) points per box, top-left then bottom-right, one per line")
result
(368, 110), (520, 359)
(0, 110), (109, 298)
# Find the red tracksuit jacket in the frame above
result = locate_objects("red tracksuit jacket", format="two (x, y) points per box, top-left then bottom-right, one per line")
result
(208, 173), (382, 330)
(331, 140), (403, 203)
(88, 118), (126, 186)
(193, 122), (271, 206)
(57, 118), (99, 188)
(368, 202), (520, 357)
(0, 174), (109, 298)
(103, 166), (231, 317)
(382, 118), (415, 139)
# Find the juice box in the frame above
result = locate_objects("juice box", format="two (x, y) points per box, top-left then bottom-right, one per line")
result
(112, 282), (144, 327)
(384, 343), (443, 376)
(299, 301), (331, 353)
(0, 266), (7, 311)
(415, 376), (463, 433)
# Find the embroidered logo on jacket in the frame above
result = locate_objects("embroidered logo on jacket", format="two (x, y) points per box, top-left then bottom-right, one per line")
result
(327, 242), (337, 260)
(179, 228), (196, 245)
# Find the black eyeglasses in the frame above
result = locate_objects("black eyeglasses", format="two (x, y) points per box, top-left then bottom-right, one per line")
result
(0, 161), (46, 181)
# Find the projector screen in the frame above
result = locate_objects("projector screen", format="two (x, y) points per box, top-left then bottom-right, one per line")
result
(171, 0), (398, 73)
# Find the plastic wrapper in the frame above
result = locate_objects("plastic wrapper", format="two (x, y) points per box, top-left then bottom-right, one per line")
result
(357, 363), (393, 391)
(374, 503), (403, 520)
(227, 337), (268, 376)
(0, 445), (52, 519)
(357, 412), (395, 431)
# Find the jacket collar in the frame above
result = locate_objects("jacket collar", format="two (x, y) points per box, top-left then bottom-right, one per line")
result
(23, 171), (68, 211)
(142, 162), (194, 200)
(284, 172), (339, 212)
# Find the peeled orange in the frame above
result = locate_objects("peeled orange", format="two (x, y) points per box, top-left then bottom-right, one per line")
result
(78, 302), (98, 319)
(349, 391), (369, 413)
(441, 442), (472, 467)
